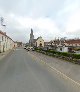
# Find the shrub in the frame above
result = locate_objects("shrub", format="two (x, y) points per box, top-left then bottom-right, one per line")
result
(72, 54), (80, 59)
(35, 49), (80, 63)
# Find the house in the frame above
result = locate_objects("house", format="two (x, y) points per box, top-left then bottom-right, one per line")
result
(0, 31), (14, 53)
(14, 42), (18, 48)
(45, 38), (68, 52)
(34, 37), (44, 48)
(56, 46), (69, 52)
(44, 42), (53, 50)
(15, 41), (22, 47)
(56, 39), (80, 52)
(65, 39), (80, 47)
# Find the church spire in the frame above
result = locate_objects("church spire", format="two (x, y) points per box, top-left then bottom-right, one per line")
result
(29, 28), (34, 46)
(31, 28), (33, 34)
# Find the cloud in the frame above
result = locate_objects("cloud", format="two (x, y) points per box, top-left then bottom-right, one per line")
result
(0, 11), (61, 42)
(59, 0), (80, 15)
(0, 0), (65, 17)
(56, 0), (80, 37)
(65, 9), (80, 35)
(0, 0), (80, 42)
(16, 16), (61, 40)
(0, 0), (64, 42)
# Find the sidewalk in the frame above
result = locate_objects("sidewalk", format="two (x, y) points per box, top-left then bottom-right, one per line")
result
(0, 49), (14, 60)
(29, 51), (80, 84)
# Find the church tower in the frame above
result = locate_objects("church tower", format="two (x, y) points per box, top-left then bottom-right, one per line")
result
(30, 28), (34, 40)
(29, 28), (34, 46)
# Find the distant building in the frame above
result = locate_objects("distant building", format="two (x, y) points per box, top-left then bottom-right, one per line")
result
(44, 38), (69, 52)
(65, 39), (80, 47)
(15, 41), (22, 47)
(44, 42), (53, 50)
(29, 29), (44, 48)
(34, 37), (44, 48)
(51, 38), (80, 52)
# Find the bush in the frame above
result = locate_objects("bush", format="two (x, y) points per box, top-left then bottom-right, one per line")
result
(35, 49), (80, 62)
(72, 54), (80, 59)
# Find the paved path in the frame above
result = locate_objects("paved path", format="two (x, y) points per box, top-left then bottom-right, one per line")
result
(0, 48), (80, 92)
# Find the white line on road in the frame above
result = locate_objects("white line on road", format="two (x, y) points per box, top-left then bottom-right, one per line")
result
(28, 52), (80, 88)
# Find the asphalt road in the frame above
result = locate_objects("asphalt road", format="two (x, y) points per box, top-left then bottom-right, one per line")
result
(0, 48), (80, 92)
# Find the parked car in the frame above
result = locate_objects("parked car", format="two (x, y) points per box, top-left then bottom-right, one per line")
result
(24, 47), (26, 49)
(28, 48), (31, 51)
(26, 47), (30, 51)
(32, 48), (35, 51)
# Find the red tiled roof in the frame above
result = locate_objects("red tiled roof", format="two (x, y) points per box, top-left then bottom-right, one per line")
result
(65, 39), (80, 44)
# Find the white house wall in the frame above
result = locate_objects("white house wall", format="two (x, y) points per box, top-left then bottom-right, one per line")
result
(57, 47), (68, 52)
(0, 32), (14, 53)
(35, 37), (44, 47)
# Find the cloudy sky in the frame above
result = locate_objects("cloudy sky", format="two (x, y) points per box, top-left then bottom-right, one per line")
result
(0, 0), (80, 42)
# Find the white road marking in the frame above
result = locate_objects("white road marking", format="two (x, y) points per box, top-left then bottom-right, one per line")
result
(28, 52), (80, 87)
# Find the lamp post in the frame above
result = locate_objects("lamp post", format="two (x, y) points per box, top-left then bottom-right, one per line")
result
(0, 17), (6, 31)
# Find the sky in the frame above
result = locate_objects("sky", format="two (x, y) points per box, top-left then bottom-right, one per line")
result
(0, 0), (80, 42)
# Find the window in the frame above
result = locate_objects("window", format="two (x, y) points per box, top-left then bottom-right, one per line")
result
(60, 48), (62, 51)
(2, 36), (3, 41)
(5, 37), (6, 41)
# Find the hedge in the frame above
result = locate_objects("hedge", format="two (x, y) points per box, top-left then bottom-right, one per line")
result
(34, 48), (80, 64)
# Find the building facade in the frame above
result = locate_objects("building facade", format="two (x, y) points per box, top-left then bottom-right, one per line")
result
(29, 29), (44, 48)
(0, 31), (14, 53)
(15, 41), (22, 47)
(34, 37), (44, 48)
(56, 46), (69, 52)
(48, 38), (80, 52)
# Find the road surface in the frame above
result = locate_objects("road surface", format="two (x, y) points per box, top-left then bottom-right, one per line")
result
(0, 48), (80, 92)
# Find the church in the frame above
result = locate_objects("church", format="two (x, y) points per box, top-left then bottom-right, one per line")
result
(29, 29), (44, 48)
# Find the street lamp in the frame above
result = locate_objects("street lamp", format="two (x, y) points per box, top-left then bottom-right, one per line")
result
(0, 17), (6, 31)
